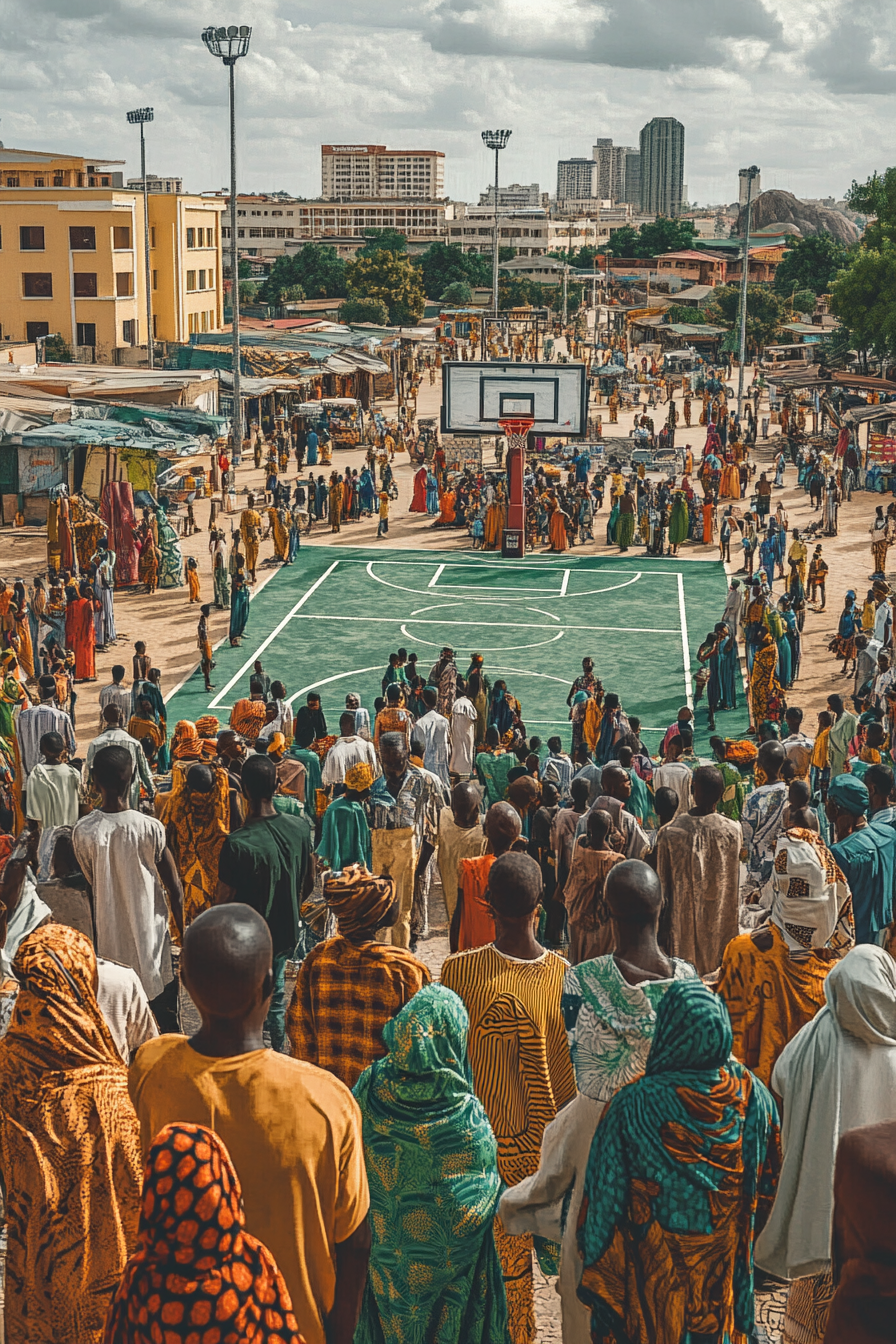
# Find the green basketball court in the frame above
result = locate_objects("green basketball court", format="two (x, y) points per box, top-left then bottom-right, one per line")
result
(166, 545), (750, 750)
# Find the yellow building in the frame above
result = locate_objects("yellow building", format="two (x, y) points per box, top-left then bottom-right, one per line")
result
(0, 147), (223, 361)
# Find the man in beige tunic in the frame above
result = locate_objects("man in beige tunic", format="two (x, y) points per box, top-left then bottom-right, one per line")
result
(239, 493), (263, 583)
(655, 763), (741, 976)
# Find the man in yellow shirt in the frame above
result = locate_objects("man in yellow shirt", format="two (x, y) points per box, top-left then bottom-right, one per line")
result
(239, 492), (263, 582)
(129, 904), (371, 1344)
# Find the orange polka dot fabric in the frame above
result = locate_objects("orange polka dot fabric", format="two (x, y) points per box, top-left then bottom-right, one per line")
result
(103, 1122), (306, 1344)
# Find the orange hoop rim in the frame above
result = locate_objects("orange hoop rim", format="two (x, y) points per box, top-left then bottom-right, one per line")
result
(498, 418), (535, 437)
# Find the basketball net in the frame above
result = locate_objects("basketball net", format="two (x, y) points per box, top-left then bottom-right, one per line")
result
(497, 417), (534, 447)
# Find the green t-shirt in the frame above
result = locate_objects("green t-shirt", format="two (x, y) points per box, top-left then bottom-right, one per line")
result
(219, 812), (312, 955)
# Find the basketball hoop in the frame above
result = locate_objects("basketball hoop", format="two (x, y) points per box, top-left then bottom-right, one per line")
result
(498, 418), (534, 442)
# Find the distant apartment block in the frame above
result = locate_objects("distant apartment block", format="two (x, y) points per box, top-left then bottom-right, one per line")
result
(126, 173), (183, 194)
(479, 182), (546, 210)
(217, 194), (446, 259)
(639, 117), (685, 217)
(321, 145), (445, 200)
(556, 158), (598, 202)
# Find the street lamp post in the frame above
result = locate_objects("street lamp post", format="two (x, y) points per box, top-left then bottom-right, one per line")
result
(481, 129), (511, 341)
(736, 165), (760, 418)
(604, 249), (613, 343)
(126, 107), (154, 369)
(202, 23), (252, 460)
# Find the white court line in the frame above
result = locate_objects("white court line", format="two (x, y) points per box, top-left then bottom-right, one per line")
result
(559, 569), (571, 596)
(206, 560), (341, 710)
(427, 563), (445, 588)
(677, 571), (694, 711)
(299, 542), (690, 574)
(283, 664), (385, 709)
(292, 613), (679, 635)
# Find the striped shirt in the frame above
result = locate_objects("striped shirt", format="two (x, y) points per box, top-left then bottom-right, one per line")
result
(440, 944), (575, 1186)
(16, 702), (76, 778)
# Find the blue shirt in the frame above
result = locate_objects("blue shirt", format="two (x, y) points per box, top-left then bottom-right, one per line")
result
(832, 819), (896, 943)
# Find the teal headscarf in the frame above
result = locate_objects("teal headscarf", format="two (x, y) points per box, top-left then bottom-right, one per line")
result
(577, 981), (781, 1344)
(354, 985), (510, 1344)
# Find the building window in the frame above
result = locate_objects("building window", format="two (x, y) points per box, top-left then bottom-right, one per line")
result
(262, 228), (275, 237)
(122, 319), (136, 344)
(187, 270), (197, 292)
(222, 226), (231, 239)
(207, 269), (215, 289)
(249, 228), (261, 237)
(34, 177), (45, 187)
(201, 310), (209, 332)
(115, 271), (134, 297)
(186, 227), (196, 248)
(54, 174), (64, 187)
(20, 226), (45, 251)
(152, 269), (158, 290)
(150, 227), (156, 247)
(113, 225), (131, 249)
(6, 176), (19, 187)
(198, 269), (206, 289)
(152, 314), (158, 337)
(73, 272), (98, 297)
(23, 273), (52, 297)
(188, 312), (199, 334)
(237, 229), (245, 238)
(26, 321), (49, 342)
(69, 225), (96, 250)
(76, 322), (96, 346)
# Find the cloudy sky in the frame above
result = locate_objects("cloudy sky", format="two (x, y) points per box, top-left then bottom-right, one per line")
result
(2, 0), (894, 206)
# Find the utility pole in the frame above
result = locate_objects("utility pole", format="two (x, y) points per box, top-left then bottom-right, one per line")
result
(126, 108), (154, 368)
(481, 129), (511, 351)
(737, 165), (760, 418)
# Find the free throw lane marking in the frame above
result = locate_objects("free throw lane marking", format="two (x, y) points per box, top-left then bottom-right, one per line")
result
(427, 563), (446, 588)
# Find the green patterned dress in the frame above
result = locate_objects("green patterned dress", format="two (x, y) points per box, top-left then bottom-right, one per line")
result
(353, 984), (510, 1344)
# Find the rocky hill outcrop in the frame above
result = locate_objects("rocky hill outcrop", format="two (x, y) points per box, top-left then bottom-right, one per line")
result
(736, 190), (859, 245)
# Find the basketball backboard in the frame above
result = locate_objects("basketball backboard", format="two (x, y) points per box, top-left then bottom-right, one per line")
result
(441, 361), (588, 436)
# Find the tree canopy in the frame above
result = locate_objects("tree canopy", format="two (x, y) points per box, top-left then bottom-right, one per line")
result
(440, 280), (473, 305)
(259, 244), (347, 303)
(603, 217), (698, 258)
(773, 234), (851, 297)
(846, 167), (896, 248)
(356, 228), (409, 257)
(706, 284), (783, 354)
(339, 296), (390, 326)
(830, 242), (896, 361)
(344, 249), (426, 325)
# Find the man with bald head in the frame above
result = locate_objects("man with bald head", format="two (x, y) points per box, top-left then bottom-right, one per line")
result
(130, 904), (371, 1344)
(442, 852), (576, 1343)
(437, 779), (485, 923)
(501, 859), (698, 1343)
(741, 739), (789, 904)
(450, 800), (522, 952)
(655, 763), (742, 975)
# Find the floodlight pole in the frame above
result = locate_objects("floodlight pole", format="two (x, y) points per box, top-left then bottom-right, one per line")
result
(737, 165), (760, 418)
(126, 107), (154, 368)
(202, 23), (252, 461)
(482, 129), (511, 352)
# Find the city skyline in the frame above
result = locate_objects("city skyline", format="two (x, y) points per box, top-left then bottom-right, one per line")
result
(1, 0), (893, 206)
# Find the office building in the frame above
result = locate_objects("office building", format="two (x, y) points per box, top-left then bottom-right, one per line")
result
(622, 149), (641, 206)
(590, 140), (640, 205)
(556, 158), (598, 202)
(479, 182), (546, 210)
(126, 173), (183, 194)
(217, 193), (446, 259)
(447, 209), (548, 257)
(321, 145), (445, 201)
(0, 146), (223, 358)
(639, 117), (684, 216)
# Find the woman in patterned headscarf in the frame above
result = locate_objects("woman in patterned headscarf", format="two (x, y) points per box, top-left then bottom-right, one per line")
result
(103, 1122), (304, 1344)
(0, 924), (142, 1344)
(716, 827), (855, 1087)
(353, 984), (510, 1344)
(577, 980), (781, 1344)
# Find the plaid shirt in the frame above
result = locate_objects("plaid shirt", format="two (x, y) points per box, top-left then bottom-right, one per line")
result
(286, 935), (430, 1088)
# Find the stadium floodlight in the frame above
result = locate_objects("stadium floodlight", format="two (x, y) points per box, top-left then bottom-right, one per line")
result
(201, 24), (253, 459)
(481, 130), (512, 334)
